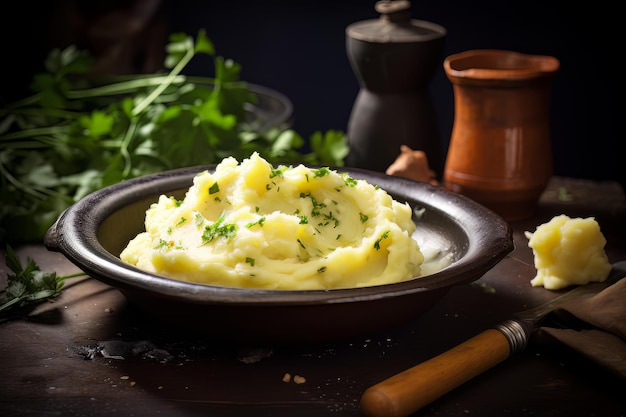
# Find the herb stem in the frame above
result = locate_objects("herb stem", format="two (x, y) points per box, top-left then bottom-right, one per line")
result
(0, 162), (48, 199)
(0, 297), (24, 313)
(0, 106), (81, 121)
(65, 75), (184, 99)
(0, 126), (68, 142)
(1, 94), (40, 111)
(132, 47), (195, 116)
(0, 141), (57, 150)
(59, 272), (89, 280)
(120, 119), (139, 177)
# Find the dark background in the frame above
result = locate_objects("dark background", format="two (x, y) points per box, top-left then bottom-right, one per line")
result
(3, 0), (621, 185)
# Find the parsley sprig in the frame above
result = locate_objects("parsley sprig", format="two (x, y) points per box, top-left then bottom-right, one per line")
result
(0, 245), (86, 321)
(201, 214), (238, 244)
(0, 29), (348, 244)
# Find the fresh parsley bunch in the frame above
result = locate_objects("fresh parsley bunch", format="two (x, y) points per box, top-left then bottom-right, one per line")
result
(0, 245), (86, 321)
(0, 29), (348, 244)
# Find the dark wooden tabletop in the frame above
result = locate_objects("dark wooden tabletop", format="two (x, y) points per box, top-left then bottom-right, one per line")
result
(1, 176), (625, 417)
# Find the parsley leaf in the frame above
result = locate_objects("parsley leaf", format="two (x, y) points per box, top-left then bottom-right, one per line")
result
(374, 230), (391, 250)
(0, 245), (86, 321)
(201, 214), (238, 244)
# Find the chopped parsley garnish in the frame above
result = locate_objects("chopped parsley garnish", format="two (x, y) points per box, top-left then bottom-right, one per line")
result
(194, 213), (205, 228)
(330, 215), (339, 228)
(209, 182), (220, 194)
(318, 211), (339, 228)
(245, 257), (255, 266)
(317, 266), (327, 273)
(298, 192), (341, 228)
(176, 216), (187, 226)
(359, 212), (369, 223)
(155, 238), (183, 249)
(374, 230), (391, 250)
(270, 166), (287, 178)
(201, 214), (237, 244)
(246, 217), (266, 228)
(169, 196), (183, 207)
(155, 239), (168, 249)
(311, 196), (326, 216)
(344, 176), (358, 187)
(313, 167), (331, 178)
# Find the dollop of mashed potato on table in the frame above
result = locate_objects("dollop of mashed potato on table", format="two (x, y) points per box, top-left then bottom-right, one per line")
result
(525, 214), (612, 290)
(120, 153), (427, 290)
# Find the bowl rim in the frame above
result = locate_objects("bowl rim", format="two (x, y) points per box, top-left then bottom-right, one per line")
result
(45, 165), (513, 306)
(244, 83), (294, 130)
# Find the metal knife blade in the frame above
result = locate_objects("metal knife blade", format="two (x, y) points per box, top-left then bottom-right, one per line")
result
(497, 263), (626, 355)
(360, 261), (626, 417)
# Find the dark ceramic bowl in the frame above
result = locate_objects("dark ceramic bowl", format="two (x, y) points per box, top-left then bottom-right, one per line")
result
(44, 166), (513, 344)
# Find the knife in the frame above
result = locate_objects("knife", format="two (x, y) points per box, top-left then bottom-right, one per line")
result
(360, 261), (626, 417)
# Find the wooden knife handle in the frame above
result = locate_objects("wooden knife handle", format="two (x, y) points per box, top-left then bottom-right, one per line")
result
(360, 328), (512, 417)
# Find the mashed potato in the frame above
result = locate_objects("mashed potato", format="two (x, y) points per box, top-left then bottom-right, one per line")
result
(525, 214), (612, 290)
(120, 152), (431, 290)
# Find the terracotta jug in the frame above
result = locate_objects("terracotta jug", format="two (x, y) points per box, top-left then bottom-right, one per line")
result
(443, 49), (560, 221)
(345, 0), (446, 173)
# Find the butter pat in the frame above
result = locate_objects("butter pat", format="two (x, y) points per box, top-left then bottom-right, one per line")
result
(525, 215), (611, 290)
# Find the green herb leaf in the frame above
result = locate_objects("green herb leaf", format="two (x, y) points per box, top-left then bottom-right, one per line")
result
(194, 29), (215, 55)
(0, 245), (86, 321)
(201, 214), (238, 244)
(374, 230), (391, 250)
(308, 130), (349, 166)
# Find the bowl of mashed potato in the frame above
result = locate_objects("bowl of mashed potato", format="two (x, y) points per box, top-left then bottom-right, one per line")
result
(45, 153), (513, 344)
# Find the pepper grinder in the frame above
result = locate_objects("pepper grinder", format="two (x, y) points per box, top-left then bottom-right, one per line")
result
(345, 0), (446, 173)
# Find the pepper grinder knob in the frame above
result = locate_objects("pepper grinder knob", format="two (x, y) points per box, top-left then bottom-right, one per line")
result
(375, 0), (411, 22)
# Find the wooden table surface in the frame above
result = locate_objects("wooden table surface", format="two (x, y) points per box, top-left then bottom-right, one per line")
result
(1, 176), (625, 417)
